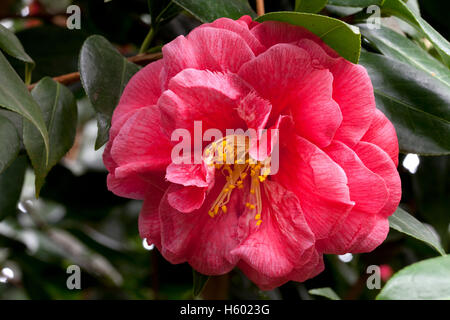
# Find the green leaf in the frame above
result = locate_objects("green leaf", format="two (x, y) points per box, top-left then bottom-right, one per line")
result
(0, 24), (35, 84)
(0, 155), (27, 221)
(0, 109), (23, 146)
(328, 0), (384, 6)
(172, 0), (256, 23)
(0, 51), (49, 163)
(256, 12), (361, 63)
(359, 52), (450, 155)
(359, 24), (450, 87)
(0, 114), (20, 174)
(382, 0), (450, 67)
(389, 207), (445, 256)
(377, 255), (450, 300)
(23, 77), (77, 197)
(295, 0), (328, 13)
(309, 287), (341, 300)
(192, 269), (210, 297)
(79, 35), (140, 149)
(0, 24), (34, 65)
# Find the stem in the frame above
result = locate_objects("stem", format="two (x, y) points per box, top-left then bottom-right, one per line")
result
(139, 27), (156, 54)
(24, 63), (32, 86)
(256, 0), (265, 16)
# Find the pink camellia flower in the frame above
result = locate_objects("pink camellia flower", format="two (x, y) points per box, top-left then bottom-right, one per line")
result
(103, 15), (401, 290)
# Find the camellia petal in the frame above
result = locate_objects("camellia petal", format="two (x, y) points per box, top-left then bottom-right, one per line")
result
(237, 91), (272, 131)
(354, 142), (401, 217)
(158, 68), (248, 137)
(317, 141), (389, 253)
(139, 186), (166, 247)
(158, 178), (244, 274)
(231, 181), (317, 280)
(107, 167), (166, 200)
(329, 59), (376, 146)
(361, 109), (399, 167)
(167, 184), (206, 213)
(274, 134), (354, 240)
(289, 69), (342, 147)
(187, 27), (255, 73)
(165, 162), (210, 188)
(237, 248), (324, 291)
(200, 17), (265, 55)
(110, 106), (173, 171)
(238, 43), (313, 120)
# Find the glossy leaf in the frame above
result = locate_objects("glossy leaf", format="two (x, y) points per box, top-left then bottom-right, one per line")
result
(359, 24), (450, 87)
(359, 52), (450, 155)
(389, 207), (445, 256)
(256, 11), (361, 63)
(23, 77), (77, 196)
(0, 109), (22, 146)
(0, 155), (27, 221)
(295, 0), (327, 13)
(328, 0), (384, 6)
(382, 0), (450, 67)
(377, 255), (450, 300)
(0, 24), (34, 65)
(0, 24), (35, 84)
(192, 269), (210, 297)
(0, 51), (49, 163)
(79, 35), (140, 149)
(309, 287), (341, 300)
(0, 114), (20, 174)
(172, 0), (256, 23)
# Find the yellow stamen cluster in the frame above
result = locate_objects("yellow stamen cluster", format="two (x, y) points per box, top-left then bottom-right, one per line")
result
(204, 135), (271, 226)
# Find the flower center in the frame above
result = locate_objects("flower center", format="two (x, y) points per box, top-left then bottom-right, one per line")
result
(203, 135), (271, 226)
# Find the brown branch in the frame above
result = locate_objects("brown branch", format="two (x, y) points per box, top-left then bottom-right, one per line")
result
(256, 0), (265, 16)
(27, 52), (163, 90)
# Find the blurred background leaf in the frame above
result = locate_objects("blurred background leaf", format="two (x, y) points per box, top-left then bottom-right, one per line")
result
(359, 24), (450, 87)
(381, 0), (450, 66)
(377, 255), (450, 300)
